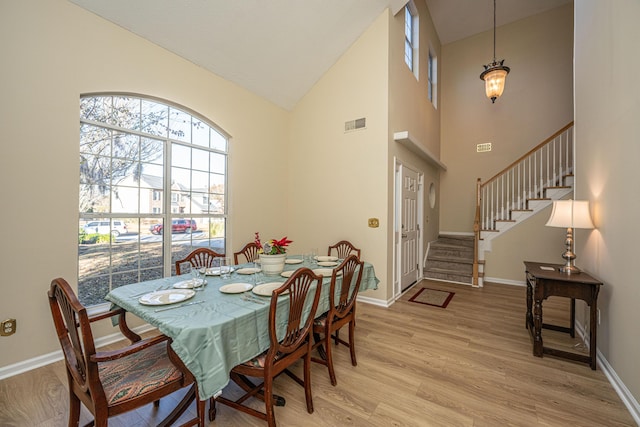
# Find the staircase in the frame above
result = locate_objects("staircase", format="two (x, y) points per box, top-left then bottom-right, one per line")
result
(424, 235), (474, 284)
(471, 122), (575, 287)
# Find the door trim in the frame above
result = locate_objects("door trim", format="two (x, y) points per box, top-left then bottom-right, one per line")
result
(393, 157), (424, 299)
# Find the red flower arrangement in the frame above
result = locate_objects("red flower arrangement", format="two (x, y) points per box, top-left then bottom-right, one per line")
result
(254, 232), (292, 255)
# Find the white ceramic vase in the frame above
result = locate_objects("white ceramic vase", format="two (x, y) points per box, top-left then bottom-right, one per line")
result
(259, 253), (287, 276)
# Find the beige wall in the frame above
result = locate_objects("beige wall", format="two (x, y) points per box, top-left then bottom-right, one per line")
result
(574, 0), (640, 406)
(0, 0), (290, 368)
(289, 11), (390, 302)
(440, 4), (574, 234)
(388, 1), (443, 254)
(483, 204), (568, 282)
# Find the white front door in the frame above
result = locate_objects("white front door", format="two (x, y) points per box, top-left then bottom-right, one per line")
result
(401, 165), (420, 291)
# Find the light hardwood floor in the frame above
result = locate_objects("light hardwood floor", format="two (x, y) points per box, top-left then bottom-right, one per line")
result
(0, 280), (636, 426)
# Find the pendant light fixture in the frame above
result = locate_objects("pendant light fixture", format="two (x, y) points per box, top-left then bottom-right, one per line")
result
(480, 0), (510, 103)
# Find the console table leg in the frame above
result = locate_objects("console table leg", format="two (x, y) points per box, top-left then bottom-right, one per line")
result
(533, 298), (543, 357)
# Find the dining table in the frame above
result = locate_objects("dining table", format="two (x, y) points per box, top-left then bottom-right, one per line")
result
(105, 255), (379, 401)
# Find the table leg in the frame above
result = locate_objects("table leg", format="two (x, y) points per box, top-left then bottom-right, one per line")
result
(590, 302), (598, 370)
(570, 298), (576, 338)
(230, 372), (286, 406)
(533, 297), (543, 357)
(526, 279), (533, 329)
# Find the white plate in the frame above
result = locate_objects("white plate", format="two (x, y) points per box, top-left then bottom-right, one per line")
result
(313, 268), (342, 277)
(236, 267), (261, 275)
(317, 261), (338, 267)
(173, 279), (206, 289)
(285, 258), (303, 264)
(139, 289), (195, 306)
(281, 270), (295, 278)
(316, 255), (338, 262)
(219, 283), (253, 294)
(253, 282), (287, 297)
(203, 267), (235, 276)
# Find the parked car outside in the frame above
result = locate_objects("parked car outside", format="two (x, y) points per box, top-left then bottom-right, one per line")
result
(82, 221), (128, 237)
(149, 219), (197, 234)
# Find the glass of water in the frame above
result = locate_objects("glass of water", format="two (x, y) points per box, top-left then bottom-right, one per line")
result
(220, 257), (232, 280)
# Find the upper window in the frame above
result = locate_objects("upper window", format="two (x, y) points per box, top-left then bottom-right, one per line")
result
(78, 95), (228, 307)
(404, 4), (419, 79)
(427, 50), (437, 107)
(404, 6), (414, 71)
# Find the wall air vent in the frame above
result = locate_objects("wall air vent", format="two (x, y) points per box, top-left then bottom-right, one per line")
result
(345, 117), (366, 132)
(477, 142), (492, 153)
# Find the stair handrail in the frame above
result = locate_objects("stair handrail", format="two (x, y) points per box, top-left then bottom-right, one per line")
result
(472, 121), (573, 287)
(481, 122), (574, 187)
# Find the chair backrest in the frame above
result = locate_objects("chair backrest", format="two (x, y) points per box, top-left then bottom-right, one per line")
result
(234, 242), (260, 264)
(329, 255), (364, 319)
(268, 268), (323, 357)
(48, 278), (104, 406)
(327, 240), (361, 259)
(175, 248), (225, 275)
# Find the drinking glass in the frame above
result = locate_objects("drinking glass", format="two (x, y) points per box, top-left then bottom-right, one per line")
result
(220, 257), (232, 280)
(191, 266), (204, 290)
(251, 261), (262, 286)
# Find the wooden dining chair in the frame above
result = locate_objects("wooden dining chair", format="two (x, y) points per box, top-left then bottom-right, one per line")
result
(210, 268), (323, 427)
(327, 240), (361, 259)
(311, 254), (364, 386)
(47, 278), (205, 427)
(233, 242), (260, 264)
(175, 247), (225, 275)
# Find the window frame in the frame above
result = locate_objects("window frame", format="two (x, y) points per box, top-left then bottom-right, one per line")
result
(78, 93), (229, 309)
(427, 49), (438, 108)
(404, 3), (419, 79)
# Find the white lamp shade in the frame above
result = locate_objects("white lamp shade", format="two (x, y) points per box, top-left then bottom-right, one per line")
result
(546, 200), (594, 229)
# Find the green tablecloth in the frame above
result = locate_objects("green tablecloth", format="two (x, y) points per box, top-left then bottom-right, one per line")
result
(106, 259), (378, 400)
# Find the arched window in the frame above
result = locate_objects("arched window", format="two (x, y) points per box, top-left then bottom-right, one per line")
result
(78, 94), (228, 307)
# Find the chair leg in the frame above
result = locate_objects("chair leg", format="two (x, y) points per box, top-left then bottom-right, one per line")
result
(303, 350), (315, 413)
(349, 320), (357, 366)
(324, 332), (337, 386)
(68, 391), (81, 427)
(334, 329), (340, 346)
(264, 376), (276, 427)
(196, 396), (206, 427)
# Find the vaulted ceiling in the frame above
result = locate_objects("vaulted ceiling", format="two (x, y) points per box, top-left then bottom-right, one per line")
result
(69, 0), (571, 110)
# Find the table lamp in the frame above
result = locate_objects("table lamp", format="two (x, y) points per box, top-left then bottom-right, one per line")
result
(545, 200), (594, 274)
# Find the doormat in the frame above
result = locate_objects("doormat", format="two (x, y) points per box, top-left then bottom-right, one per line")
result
(408, 287), (454, 308)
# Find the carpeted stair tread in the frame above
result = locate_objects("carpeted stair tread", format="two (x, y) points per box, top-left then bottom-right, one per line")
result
(424, 235), (475, 285)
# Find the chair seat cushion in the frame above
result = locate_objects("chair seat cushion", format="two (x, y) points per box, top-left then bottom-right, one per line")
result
(241, 349), (285, 368)
(314, 313), (328, 328)
(99, 341), (182, 405)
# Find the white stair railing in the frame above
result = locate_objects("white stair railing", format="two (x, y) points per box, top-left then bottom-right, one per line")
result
(472, 122), (574, 286)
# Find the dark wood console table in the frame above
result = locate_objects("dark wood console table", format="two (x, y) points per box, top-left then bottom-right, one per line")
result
(524, 261), (602, 370)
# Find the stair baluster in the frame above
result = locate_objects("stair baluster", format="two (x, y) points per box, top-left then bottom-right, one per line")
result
(472, 122), (575, 287)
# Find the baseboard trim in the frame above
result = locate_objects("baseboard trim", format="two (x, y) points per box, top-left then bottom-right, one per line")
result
(357, 295), (392, 308)
(483, 276), (526, 287)
(438, 231), (474, 237)
(0, 324), (156, 381)
(597, 349), (640, 425)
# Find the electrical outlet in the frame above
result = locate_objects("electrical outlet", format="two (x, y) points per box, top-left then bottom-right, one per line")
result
(368, 218), (379, 228)
(1, 318), (16, 336)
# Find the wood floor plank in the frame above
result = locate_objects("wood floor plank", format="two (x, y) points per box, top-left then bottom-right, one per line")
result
(0, 280), (635, 426)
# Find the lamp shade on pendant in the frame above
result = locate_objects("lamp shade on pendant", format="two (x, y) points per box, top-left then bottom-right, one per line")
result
(480, 65), (509, 103)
